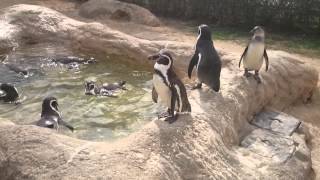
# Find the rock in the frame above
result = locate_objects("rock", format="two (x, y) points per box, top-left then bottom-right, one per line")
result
(79, 0), (161, 27)
(0, 119), (15, 126)
(251, 111), (302, 136)
(240, 129), (296, 163)
(0, 4), (318, 179)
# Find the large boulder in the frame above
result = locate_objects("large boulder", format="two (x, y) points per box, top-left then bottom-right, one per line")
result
(79, 0), (161, 27)
(0, 4), (318, 179)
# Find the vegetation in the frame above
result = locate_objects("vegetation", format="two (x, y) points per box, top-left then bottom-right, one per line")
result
(211, 26), (320, 57)
(121, 0), (320, 34)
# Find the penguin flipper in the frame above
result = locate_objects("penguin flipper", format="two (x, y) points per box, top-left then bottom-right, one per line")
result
(188, 53), (199, 78)
(264, 49), (269, 71)
(169, 86), (177, 117)
(239, 46), (248, 68)
(165, 86), (178, 124)
(152, 86), (158, 103)
(58, 119), (74, 132)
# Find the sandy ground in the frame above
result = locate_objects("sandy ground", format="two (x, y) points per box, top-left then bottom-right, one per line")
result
(1, 0), (320, 179)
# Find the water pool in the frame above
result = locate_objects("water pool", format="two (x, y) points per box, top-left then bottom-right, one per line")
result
(0, 43), (157, 141)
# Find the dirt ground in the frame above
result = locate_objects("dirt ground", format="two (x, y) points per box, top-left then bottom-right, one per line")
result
(1, 0), (320, 179)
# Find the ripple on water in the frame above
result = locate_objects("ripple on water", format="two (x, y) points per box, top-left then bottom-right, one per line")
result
(0, 43), (156, 141)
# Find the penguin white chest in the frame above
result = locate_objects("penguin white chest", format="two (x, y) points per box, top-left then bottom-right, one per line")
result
(243, 43), (265, 71)
(153, 74), (171, 108)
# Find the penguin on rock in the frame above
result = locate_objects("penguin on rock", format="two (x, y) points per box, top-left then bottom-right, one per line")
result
(149, 49), (191, 124)
(188, 24), (222, 92)
(239, 26), (269, 83)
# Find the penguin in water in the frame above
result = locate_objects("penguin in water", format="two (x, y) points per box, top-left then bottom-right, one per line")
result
(36, 97), (74, 132)
(188, 24), (222, 92)
(52, 56), (96, 65)
(149, 49), (191, 124)
(4, 64), (29, 77)
(0, 56), (29, 77)
(239, 26), (269, 83)
(0, 83), (19, 103)
(84, 80), (127, 97)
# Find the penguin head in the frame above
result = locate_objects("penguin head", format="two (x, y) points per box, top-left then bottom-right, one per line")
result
(250, 26), (265, 37)
(85, 57), (97, 64)
(198, 24), (212, 41)
(0, 83), (19, 102)
(20, 70), (29, 76)
(41, 96), (61, 118)
(148, 49), (173, 71)
(117, 80), (126, 86)
(84, 81), (97, 95)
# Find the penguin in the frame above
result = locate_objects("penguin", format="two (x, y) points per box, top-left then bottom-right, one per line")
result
(36, 97), (74, 132)
(188, 24), (222, 92)
(4, 64), (29, 77)
(239, 26), (269, 83)
(84, 80), (127, 97)
(0, 56), (29, 77)
(0, 83), (19, 103)
(52, 56), (96, 65)
(149, 49), (191, 124)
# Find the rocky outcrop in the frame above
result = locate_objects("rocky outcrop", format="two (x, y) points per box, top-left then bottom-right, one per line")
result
(79, 0), (161, 26)
(0, 4), (318, 179)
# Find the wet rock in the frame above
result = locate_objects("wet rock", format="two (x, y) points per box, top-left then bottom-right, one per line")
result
(241, 129), (295, 163)
(251, 111), (302, 136)
(79, 0), (161, 26)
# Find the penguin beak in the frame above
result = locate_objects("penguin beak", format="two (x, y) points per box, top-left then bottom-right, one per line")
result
(148, 53), (160, 61)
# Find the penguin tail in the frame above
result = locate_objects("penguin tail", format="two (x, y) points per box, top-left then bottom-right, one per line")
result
(210, 80), (220, 92)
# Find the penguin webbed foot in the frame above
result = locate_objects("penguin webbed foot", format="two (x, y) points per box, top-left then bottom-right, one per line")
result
(254, 71), (261, 84)
(191, 83), (202, 90)
(157, 111), (170, 119)
(164, 114), (179, 124)
(244, 69), (251, 77)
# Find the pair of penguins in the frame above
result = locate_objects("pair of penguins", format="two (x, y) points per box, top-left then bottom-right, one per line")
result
(0, 85), (74, 131)
(0, 56), (98, 132)
(151, 25), (269, 123)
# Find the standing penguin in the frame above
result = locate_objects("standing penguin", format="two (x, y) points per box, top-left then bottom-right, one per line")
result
(239, 26), (269, 83)
(36, 97), (74, 132)
(149, 49), (191, 124)
(188, 24), (222, 92)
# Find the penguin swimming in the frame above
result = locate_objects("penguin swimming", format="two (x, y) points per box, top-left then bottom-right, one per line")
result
(36, 97), (74, 132)
(0, 56), (29, 77)
(188, 24), (222, 92)
(149, 49), (191, 124)
(51, 56), (96, 65)
(4, 64), (29, 77)
(239, 26), (269, 83)
(0, 83), (19, 103)
(84, 80), (127, 97)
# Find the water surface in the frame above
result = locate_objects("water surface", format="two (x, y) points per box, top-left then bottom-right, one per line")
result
(0, 43), (157, 141)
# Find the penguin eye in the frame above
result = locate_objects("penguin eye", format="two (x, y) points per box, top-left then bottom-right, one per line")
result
(90, 84), (95, 90)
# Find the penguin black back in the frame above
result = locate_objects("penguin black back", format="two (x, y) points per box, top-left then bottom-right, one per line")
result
(188, 24), (222, 92)
(0, 83), (19, 103)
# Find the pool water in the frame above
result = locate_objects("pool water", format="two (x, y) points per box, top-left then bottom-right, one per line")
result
(0, 43), (157, 141)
